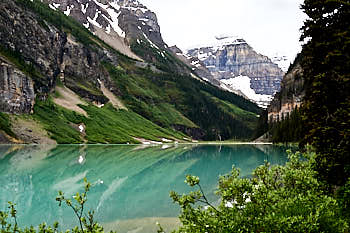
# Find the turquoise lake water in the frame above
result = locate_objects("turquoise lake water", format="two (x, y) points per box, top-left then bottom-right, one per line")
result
(0, 144), (289, 232)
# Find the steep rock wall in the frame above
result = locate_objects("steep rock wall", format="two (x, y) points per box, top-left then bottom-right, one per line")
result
(0, 0), (119, 106)
(268, 61), (304, 122)
(0, 57), (35, 114)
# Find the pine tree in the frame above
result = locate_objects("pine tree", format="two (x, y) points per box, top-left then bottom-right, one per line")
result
(300, 0), (350, 185)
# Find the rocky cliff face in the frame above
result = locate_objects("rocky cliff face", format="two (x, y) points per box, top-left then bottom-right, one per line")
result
(268, 56), (304, 122)
(187, 37), (285, 107)
(0, 0), (120, 106)
(0, 57), (35, 114)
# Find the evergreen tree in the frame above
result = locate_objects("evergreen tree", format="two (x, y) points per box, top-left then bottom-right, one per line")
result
(300, 0), (350, 185)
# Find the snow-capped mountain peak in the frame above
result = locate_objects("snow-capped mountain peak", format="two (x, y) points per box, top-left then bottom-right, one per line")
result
(45, 0), (167, 60)
(186, 37), (285, 108)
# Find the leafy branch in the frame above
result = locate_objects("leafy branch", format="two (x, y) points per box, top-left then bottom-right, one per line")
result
(56, 178), (106, 233)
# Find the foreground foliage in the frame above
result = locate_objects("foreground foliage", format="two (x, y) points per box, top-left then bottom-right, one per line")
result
(170, 150), (349, 233)
(0, 179), (108, 233)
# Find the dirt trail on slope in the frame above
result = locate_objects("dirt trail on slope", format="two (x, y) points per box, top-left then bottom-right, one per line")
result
(53, 86), (88, 116)
(99, 81), (128, 110)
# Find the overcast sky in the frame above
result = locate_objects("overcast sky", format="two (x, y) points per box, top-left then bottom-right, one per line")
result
(140, 0), (306, 62)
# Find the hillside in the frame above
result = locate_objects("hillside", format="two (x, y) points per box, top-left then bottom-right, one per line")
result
(0, 0), (261, 144)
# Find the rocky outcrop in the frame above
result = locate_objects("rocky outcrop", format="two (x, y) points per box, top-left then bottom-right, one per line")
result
(187, 38), (284, 95)
(44, 0), (198, 75)
(268, 57), (304, 122)
(0, 57), (35, 114)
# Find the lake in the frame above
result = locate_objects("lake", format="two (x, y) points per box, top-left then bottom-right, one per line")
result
(0, 144), (290, 233)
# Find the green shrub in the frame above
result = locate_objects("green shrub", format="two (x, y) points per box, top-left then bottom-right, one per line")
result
(337, 178), (350, 221)
(0, 179), (111, 233)
(170, 150), (349, 232)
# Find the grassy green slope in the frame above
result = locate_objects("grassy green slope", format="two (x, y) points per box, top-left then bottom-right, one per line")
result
(104, 61), (260, 140)
(33, 98), (184, 144)
(209, 95), (258, 131)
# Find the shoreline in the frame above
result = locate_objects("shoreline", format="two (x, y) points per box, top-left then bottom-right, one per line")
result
(0, 142), (274, 146)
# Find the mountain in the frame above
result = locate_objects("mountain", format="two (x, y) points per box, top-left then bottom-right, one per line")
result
(268, 54), (304, 122)
(265, 53), (305, 143)
(167, 45), (220, 86)
(187, 36), (285, 108)
(0, 0), (261, 144)
(43, 0), (162, 60)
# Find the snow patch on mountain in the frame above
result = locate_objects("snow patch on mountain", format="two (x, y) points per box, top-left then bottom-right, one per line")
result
(64, 5), (74, 16)
(142, 32), (159, 50)
(118, 0), (149, 13)
(49, 4), (57, 10)
(221, 76), (273, 108)
(81, 3), (88, 14)
(109, 1), (120, 11)
(105, 5), (125, 37)
(93, 0), (108, 10)
(88, 10), (103, 29)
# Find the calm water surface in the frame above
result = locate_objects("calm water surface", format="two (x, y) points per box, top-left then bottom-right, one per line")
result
(0, 144), (289, 232)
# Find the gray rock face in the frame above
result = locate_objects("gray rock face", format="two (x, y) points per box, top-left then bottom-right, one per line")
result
(268, 61), (304, 122)
(0, 58), (35, 114)
(118, 0), (165, 47)
(187, 38), (285, 96)
(0, 0), (118, 105)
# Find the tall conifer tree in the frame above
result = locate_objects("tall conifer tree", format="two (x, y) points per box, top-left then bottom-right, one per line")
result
(300, 0), (350, 185)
